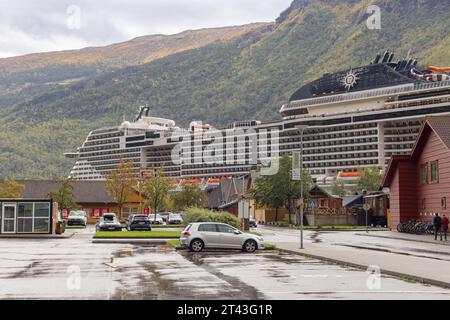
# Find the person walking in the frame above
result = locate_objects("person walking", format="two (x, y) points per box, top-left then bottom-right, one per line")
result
(434, 213), (442, 241)
(441, 214), (449, 241)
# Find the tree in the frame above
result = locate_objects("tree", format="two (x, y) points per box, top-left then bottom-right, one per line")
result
(144, 167), (171, 222)
(106, 159), (137, 219)
(171, 183), (207, 211)
(331, 179), (347, 197)
(48, 177), (76, 211)
(0, 179), (24, 198)
(251, 155), (312, 223)
(355, 167), (383, 193)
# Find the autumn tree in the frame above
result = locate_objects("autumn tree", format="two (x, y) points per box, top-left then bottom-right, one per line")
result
(251, 155), (312, 223)
(48, 177), (76, 211)
(331, 179), (347, 197)
(171, 183), (207, 211)
(355, 167), (383, 193)
(144, 167), (171, 222)
(0, 179), (24, 198)
(106, 159), (137, 219)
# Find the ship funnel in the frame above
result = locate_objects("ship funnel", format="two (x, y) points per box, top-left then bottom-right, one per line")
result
(382, 51), (390, 63)
(388, 53), (395, 63)
(373, 54), (381, 64)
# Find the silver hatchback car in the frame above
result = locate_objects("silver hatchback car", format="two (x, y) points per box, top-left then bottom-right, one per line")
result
(180, 222), (264, 253)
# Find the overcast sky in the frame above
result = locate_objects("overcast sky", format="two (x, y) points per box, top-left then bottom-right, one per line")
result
(0, 0), (292, 58)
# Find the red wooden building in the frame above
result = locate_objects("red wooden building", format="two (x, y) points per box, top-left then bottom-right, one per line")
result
(383, 117), (450, 228)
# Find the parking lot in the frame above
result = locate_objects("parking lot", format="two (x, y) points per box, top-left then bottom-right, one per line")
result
(1, 227), (450, 300)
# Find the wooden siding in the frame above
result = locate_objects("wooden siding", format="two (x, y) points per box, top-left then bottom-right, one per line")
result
(389, 161), (417, 227)
(416, 130), (450, 222)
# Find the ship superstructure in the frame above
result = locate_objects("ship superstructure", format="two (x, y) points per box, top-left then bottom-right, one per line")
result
(67, 52), (450, 189)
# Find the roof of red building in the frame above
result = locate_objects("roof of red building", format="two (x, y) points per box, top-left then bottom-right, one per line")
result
(383, 116), (450, 187)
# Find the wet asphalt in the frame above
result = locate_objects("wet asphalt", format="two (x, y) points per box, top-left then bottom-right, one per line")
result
(0, 226), (450, 300)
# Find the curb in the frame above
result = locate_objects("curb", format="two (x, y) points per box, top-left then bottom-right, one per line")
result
(278, 248), (450, 290)
(92, 239), (172, 244)
(0, 235), (73, 239)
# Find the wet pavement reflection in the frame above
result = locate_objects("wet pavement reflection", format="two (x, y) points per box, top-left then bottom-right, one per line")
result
(0, 228), (450, 300)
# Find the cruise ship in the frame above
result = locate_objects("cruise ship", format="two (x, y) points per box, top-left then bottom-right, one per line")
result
(66, 51), (450, 189)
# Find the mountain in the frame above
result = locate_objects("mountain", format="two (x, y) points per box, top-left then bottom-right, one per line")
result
(0, 0), (449, 179)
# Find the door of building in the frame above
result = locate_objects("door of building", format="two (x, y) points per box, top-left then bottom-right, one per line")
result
(2, 203), (17, 234)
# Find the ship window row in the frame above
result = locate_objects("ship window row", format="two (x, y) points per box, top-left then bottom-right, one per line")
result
(303, 159), (379, 169)
(88, 132), (123, 140)
(84, 138), (120, 147)
(182, 167), (250, 176)
(384, 121), (422, 128)
(80, 144), (120, 152)
(385, 144), (414, 150)
(282, 123), (377, 137)
(182, 162), (256, 170)
(385, 137), (417, 143)
(81, 153), (141, 162)
(388, 96), (450, 110)
(146, 157), (173, 162)
(384, 128), (420, 135)
(304, 152), (378, 162)
(302, 145), (378, 155)
(301, 130), (377, 142)
(80, 149), (140, 158)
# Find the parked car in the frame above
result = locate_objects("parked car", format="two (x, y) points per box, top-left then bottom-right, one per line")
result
(148, 214), (164, 225)
(167, 213), (183, 225)
(180, 222), (264, 253)
(158, 212), (172, 223)
(67, 210), (87, 227)
(127, 215), (152, 231)
(96, 213), (122, 231)
(249, 217), (257, 228)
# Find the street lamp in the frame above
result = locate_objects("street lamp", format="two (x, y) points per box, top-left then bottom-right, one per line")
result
(295, 125), (308, 249)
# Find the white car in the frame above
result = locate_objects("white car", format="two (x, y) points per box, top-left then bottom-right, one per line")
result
(180, 222), (264, 253)
(148, 214), (164, 225)
(67, 210), (87, 227)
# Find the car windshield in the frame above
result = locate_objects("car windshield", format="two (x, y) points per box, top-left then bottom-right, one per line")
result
(69, 212), (84, 217)
(133, 216), (148, 221)
(103, 215), (115, 222)
(169, 214), (181, 219)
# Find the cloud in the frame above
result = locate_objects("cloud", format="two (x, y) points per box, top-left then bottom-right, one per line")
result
(0, 0), (292, 58)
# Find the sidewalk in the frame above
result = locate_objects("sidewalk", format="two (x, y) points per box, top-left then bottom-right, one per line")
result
(277, 241), (450, 289)
(358, 231), (450, 246)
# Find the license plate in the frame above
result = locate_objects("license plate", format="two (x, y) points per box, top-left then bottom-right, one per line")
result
(139, 222), (145, 225)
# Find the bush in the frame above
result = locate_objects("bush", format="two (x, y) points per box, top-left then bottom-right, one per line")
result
(184, 207), (241, 229)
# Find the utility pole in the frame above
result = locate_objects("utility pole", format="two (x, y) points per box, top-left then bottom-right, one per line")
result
(295, 125), (308, 250)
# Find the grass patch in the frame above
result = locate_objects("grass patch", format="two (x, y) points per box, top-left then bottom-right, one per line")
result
(166, 239), (180, 248)
(264, 243), (277, 251)
(65, 226), (86, 229)
(151, 224), (186, 229)
(94, 231), (181, 239)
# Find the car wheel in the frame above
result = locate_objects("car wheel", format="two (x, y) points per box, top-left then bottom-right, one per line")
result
(190, 239), (204, 252)
(243, 240), (257, 253)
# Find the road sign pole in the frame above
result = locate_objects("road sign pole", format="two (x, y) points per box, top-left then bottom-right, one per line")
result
(363, 203), (371, 233)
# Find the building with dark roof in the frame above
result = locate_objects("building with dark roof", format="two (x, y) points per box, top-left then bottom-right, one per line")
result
(383, 117), (450, 227)
(18, 180), (147, 223)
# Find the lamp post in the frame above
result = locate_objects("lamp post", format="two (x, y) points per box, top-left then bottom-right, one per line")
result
(295, 125), (308, 249)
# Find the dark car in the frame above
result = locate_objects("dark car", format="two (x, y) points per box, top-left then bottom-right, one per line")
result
(127, 215), (152, 231)
(249, 217), (257, 228)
